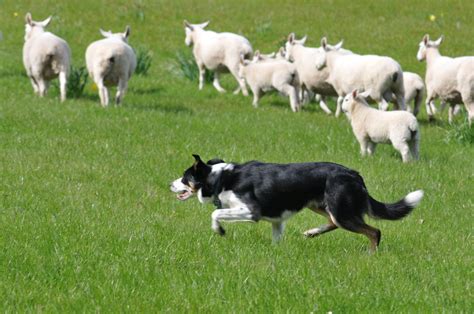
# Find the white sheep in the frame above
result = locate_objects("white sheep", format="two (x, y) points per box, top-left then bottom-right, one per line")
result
(401, 72), (425, 116)
(85, 26), (136, 106)
(284, 34), (339, 115)
(184, 20), (253, 96)
(417, 34), (474, 125)
(318, 38), (405, 117)
(238, 55), (300, 112)
(22, 13), (71, 102)
(342, 89), (419, 163)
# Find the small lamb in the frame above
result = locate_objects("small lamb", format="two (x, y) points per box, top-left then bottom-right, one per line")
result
(85, 26), (137, 106)
(417, 34), (474, 125)
(184, 20), (253, 95)
(318, 38), (405, 117)
(23, 13), (71, 101)
(238, 55), (300, 112)
(342, 89), (419, 163)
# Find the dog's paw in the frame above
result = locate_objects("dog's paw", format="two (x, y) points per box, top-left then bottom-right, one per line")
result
(212, 224), (226, 236)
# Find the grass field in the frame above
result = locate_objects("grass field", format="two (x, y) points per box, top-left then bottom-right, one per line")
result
(1, 0), (473, 312)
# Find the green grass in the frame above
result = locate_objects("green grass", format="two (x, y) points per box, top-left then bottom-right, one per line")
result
(0, 0), (473, 312)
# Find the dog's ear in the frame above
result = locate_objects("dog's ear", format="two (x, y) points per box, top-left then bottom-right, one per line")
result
(192, 154), (205, 170)
(207, 158), (225, 165)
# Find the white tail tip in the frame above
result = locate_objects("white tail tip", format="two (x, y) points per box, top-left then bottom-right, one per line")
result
(405, 190), (424, 207)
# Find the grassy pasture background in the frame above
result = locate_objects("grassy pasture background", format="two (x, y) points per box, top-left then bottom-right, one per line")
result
(0, 0), (473, 312)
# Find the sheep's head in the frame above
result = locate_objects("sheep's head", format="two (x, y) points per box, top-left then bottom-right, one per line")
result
(24, 13), (52, 41)
(99, 26), (131, 43)
(417, 34), (443, 61)
(184, 20), (209, 46)
(276, 47), (286, 60)
(250, 50), (276, 63)
(342, 89), (371, 119)
(316, 37), (344, 70)
(284, 33), (307, 62)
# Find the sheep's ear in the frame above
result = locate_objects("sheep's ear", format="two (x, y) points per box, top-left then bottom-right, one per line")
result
(423, 34), (429, 45)
(267, 52), (276, 58)
(25, 12), (33, 25)
(359, 90), (371, 99)
(184, 20), (194, 30)
(254, 50), (261, 59)
(279, 47), (285, 54)
(334, 40), (344, 50)
(434, 35), (443, 46)
(124, 25), (131, 38)
(321, 37), (328, 49)
(39, 16), (52, 28)
(288, 33), (295, 44)
(351, 89), (358, 98)
(300, 35), (307, 45)
(198, 21), (210, 29)
(100, 29), (112, 38)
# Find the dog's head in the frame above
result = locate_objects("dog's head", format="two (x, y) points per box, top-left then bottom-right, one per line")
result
(170, 154), (225, 201)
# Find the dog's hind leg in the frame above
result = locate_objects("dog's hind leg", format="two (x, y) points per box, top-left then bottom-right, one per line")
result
(304, 221), (337, 238)
(332, 217), (381, 253)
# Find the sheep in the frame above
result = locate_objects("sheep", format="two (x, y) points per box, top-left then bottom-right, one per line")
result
(317, 37), (405, 117)
(417, 34), (474, 125)
(85, 26), (136, 107)
(342, 89), (419, 163)
(284, 33), (338, 115)
(22, 13), (71, 102)
(184, 20), (253, 96)
(401, 72), (425, 116)
(238, 55), (300, 112)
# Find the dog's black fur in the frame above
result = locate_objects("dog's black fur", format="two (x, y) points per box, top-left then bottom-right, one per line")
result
(173, 154), (422, 250)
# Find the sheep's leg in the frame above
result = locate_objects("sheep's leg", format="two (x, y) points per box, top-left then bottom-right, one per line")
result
(453, 105), (462, 115)
(97, 80), (109, 107)
(413, 89), (423, 116)
(335, 96), (343, 117)
(448, 105), (454, 124)
(251, 87), (262, 108)
(279, 84), (299, 112)
(59, 71), (67, 102)
(430, 101), (438, 115)
(29, 76), (39, 95)
(212, 72), (226, 93)
(367, 142), (377, 156)
(197, 63), (206, 90)
(300, 86), (308, 105)
(378, 98), (389, 111)
(425, 96), (435, 121)
(359, 138), (369, 156)
(319, 96), (332, 115)
(229, 65), (248, 96)
(37, 79), (50, 97)
(463, 102), (474, 126)
(393, 140), (411, 163)
(115, 79), (128, 105)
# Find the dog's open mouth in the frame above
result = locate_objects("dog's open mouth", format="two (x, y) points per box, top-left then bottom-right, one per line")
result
(177, 190), (193, 201)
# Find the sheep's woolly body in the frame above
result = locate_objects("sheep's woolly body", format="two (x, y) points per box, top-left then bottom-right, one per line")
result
(185, 21), (252, 95)
(85, 29), (136, 106)
(343, 92), (419, 163)
(22, 14), (71, 102)
(239, 60), (300, 112)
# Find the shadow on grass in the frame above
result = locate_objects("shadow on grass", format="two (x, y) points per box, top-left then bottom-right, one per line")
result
(126, 101), (194, 114)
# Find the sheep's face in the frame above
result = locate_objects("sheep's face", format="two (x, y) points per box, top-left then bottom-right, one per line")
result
(417, 34), (443, 61)
(342, 90), (371, 119)
(100, 26), (130, 43)
(284, 33), (306, 62)
(184, 21), (209, 47)
(317, 37), (343, 70)
(24, 13), (51, 41)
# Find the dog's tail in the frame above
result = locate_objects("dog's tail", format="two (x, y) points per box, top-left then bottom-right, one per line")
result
(368, 190), (423, 220)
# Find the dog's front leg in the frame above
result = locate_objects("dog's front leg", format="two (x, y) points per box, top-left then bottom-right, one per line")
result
(211, 207), (254, 236)
(272, 222), (285, 243)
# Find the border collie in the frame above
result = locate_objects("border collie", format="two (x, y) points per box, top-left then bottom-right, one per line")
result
(170, 154), (423, 251)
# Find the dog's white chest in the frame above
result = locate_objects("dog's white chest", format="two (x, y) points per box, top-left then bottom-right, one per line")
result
(218, 190), (246, 208)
